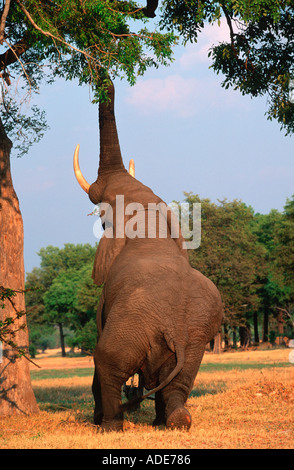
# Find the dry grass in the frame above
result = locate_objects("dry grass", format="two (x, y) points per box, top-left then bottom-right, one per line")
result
(0, 347), (293, 449)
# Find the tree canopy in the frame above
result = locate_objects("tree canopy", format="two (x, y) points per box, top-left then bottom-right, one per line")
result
(0, 0), (176, 155)
(2, 0), (294, 155)
(159, 0), (294, 134)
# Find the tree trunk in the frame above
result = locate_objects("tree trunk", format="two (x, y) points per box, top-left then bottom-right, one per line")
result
(277, 309), (284, 336)
(58, 323), (66, 357)
(232, 327), (237, 348)
(0, 118), (38, 416)
(263, 309), (269, 342)
(253, 311), (259, 344)
(239, 324), (251, 349)
(223, 323), (229, 348)
(213, 331), (222, 354)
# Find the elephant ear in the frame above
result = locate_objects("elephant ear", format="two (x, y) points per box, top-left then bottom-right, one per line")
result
(92, 235), (126, 286)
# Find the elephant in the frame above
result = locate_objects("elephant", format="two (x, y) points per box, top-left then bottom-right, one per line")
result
(73, 81), (223, 432)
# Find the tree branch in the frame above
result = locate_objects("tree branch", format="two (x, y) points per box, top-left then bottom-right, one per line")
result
(221, 4), (254, 73)
(143, 0), (159, 18)
(0, 0), (11, 44)
(15, 1), (103, 66)
(0, 33), (30, 72)
(273, 306), (294, 328)
(221, 4), (236, 49)
(105, 1), (158, 18)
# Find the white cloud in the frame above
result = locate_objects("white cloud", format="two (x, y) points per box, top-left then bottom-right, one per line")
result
(125, 74), (247, 118)
(125, 75), (200, 117)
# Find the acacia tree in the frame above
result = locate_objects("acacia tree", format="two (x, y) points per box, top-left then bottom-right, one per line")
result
(0, 0), (175, 416)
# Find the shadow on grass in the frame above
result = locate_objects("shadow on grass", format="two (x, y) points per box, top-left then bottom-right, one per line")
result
(199, 362), (291, 372)
(125, 381), (228, 427)
(33, 379), (228, 410)
(31, 368), (94, 381)
(189, 381), (227, 398)
(34, 383), (156, 427)
(33, 384), (94, 415)
(32, 380), (229, 430)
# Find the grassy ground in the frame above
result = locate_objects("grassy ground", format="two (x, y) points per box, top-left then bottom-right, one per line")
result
(0, 347), (293, 449)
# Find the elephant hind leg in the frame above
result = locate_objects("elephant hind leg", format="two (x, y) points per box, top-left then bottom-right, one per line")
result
(96, 368), (126, 432)
(164, 388), (192, 431)
(166, 405), (192, 430)
(155, 355), (190, 430)
(97, 377), (125, 432)
(153, 390), (192, 430)
(152, 391), (166, 427)
(159, 343), (205, 431)
(94, 338), (144, 432)
(92, 367), (103, 425)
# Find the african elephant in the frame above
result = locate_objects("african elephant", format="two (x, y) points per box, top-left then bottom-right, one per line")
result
(73, 82), (223, 432)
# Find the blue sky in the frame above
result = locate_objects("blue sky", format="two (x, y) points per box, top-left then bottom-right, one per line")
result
(10, 21), (294, 274)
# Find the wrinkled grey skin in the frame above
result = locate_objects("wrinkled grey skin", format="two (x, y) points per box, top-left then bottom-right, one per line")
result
(77, 83), (223, 432)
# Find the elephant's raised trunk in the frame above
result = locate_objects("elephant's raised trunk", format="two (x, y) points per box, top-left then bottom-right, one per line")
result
(73, 145), (135, 193)
(73, 81), (136, 194)
(98, 81), (125, 174)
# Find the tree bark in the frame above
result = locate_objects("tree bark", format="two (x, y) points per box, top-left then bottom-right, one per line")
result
(223, 323), (229, 348)
(0, 117), (38, 416)
(0, 32), (30, 72)
(232, 327), (237, 348)
(143, 0), (159, 17)
(253, 311), (259, 344)
(239, 325), (251, 349)
(277, 309), (284, 336)
(213, 331), (222, 354)
(263, 309), (269, 342)
(58, 322), (66, 357)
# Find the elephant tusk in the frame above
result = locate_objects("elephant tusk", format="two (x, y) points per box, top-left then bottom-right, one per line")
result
(73, 144), (90, 193)
(128, 159), (135, 177)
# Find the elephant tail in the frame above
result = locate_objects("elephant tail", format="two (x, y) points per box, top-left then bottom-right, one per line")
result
(119, 343), (185, 413)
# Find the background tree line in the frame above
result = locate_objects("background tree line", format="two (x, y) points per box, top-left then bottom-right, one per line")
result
(25, 243), (102, 357)
(25, 194), (294, 356)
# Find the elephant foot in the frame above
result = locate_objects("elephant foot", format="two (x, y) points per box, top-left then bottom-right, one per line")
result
(101, 418), (124, 433)
(166, 407), (192, 431)
(94, 410), (103, 426)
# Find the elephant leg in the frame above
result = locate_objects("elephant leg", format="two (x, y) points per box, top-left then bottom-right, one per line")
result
(94, 336), (142, 432)
(94, 357), (124, 431)
(92, 366), (103, 425)
(99, 380), (124, 432)
(160, 343), (205, 431)
(152, 390), (166, 427)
